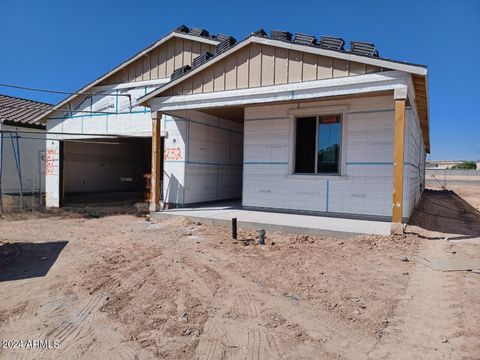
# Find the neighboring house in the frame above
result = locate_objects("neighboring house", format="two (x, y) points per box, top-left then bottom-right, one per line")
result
(33, 26), (429, 230)
(0, 94), (50, 210)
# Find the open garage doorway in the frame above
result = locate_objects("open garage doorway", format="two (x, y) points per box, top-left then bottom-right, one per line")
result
(62, 137), (155, 207)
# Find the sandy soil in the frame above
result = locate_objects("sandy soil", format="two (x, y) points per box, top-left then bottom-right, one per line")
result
(0, 188), (479, 359)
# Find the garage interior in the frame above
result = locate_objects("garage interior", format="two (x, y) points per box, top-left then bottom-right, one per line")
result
(61, 137), (154, 206)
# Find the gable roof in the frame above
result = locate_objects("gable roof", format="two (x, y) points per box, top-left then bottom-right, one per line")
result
(138, 34), (428, 104)
(31, 29), (220, 125)
(0, 94), (51, 128)
(138, 33), (430, 153)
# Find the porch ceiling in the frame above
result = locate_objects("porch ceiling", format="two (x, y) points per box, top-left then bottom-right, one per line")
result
(200, 106), (244, 122)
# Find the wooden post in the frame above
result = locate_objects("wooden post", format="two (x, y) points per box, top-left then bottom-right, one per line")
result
(392, 92), (406, 228)
(150, 111), (161, 212)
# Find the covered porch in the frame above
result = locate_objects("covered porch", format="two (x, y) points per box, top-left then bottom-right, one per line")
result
(144, 70), (416, 229)
(138, 33), (429, 234)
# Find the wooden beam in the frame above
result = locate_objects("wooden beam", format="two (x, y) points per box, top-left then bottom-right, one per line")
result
(149, 111), (162, 212)
(392, 98), (406, 226)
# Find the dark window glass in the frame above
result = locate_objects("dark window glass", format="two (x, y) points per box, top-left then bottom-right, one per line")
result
(295, 117), (316, 173)
(317, 115), (341, 173)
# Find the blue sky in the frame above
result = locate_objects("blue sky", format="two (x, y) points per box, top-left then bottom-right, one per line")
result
(1, 0), (479, 160)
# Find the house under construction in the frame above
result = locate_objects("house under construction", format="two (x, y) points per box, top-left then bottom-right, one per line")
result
(33, 26), (429, 233)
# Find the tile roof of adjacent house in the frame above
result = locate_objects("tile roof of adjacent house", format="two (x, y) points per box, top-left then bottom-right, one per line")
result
(0, 94), (51, 128)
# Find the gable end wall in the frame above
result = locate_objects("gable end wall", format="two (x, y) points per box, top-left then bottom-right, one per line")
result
(167, 43), (385, 96)
(100, 38), (216, 85)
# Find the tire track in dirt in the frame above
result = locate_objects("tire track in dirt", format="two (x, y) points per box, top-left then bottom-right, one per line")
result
(274, 297), (377, 357)
(199, 338), (225, 360)
(191, 251), (377, 359)
(196, 283), (284, 360)
(62, 324), (101, 353)
(18, 298), (40, 321)
(173, 256), (225, 299)
(197, 320), (237, 360)
(36, 293), (105, 358)
(245, 329), (282, 360)
(231, 290), (259, 319)
(11, 351), (29, 360)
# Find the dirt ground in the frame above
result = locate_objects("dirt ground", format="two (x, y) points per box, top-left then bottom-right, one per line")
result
(0, 187), (479, 359)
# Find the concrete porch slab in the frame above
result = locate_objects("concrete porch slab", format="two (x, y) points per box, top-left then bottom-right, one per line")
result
(151, 202), (392, 237)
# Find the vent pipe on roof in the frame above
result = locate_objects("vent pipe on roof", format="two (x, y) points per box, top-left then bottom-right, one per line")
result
(192, 52), (213, 68)
(271, 30), (292, 42)
(294, 33), (317, 45)
(190, 28), (210, 37)
(214, 37), (236, 56)
(175, 25), (189, 33)
(350, 41), (379, 57)
(171, 65), (191, 81)
(318, 36), (345, 51)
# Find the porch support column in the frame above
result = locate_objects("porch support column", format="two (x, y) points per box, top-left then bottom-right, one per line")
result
(392, 87), (407, 231)
(150, 111), (162, 212)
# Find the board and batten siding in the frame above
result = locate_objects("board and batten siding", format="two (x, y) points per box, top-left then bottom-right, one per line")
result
(162, 111), (243, 205)
(100, 38), (216, 85)
(242, 95), (397, 219)
(167, 43), (384, 96)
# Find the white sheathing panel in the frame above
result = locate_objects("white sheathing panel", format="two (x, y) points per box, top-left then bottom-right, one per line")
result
(45, 140), (61, 207)
(46, 82), (165, 140)
(47, 112), (153, 140)
(163, 116), (187, 204)
(167, 110), (243, 205)
(403, 108), (425, 219)
(243, 95), (396, 218)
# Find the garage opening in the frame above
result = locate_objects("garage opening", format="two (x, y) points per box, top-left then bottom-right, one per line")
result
(62, 138), (154, 206)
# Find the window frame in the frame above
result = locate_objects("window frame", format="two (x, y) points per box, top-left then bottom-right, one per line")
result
(291, 110), (346, 177)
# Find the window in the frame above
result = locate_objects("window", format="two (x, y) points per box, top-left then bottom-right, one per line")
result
(295, 114), (342, 174)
